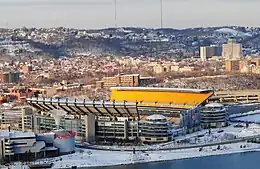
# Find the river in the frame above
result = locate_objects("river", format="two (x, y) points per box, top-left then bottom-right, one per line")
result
(88, 151), (260, 169)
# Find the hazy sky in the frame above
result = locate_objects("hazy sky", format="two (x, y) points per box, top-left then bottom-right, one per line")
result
(0, 0), (259, 29)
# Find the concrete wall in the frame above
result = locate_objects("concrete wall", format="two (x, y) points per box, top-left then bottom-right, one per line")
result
(85, 114), (95, 142)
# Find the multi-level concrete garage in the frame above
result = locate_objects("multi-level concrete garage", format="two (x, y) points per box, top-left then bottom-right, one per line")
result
(26, 87), (214, 143)
(139, 114), (173, 143)
(200, 103), (227, 128)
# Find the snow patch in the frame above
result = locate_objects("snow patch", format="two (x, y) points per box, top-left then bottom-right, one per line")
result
(216, 28), (252, 37)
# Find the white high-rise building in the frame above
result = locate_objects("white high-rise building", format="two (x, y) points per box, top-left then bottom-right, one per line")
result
(200, 46), (214, 61)
(222, 40), (243, 60)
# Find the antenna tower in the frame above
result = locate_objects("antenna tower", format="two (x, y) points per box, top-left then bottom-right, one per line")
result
(160, 0), (163, 28)
(114, 0), (117, 28)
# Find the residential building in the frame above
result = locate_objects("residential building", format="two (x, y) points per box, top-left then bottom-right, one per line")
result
(225, 60), (240, 72)
(0, 72), (20, 83)
(98, 74), (155, 89)
(21, 65), (33, 73)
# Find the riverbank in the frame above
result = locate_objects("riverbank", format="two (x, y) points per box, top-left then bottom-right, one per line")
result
(10, 145), (260, 169)
(9, 123), (260, 169)
(62, 149), (260, 169)
(47, 142), (260, 168)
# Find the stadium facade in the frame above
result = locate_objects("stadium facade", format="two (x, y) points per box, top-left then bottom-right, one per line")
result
(25, 87), (214, 143)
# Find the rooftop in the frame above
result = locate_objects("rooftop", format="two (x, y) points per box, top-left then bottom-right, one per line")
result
(147, 114), (166, 120)
(205, 103), (224, 108)
(26, 97), (137, 106)
(0, 130), (35, 139)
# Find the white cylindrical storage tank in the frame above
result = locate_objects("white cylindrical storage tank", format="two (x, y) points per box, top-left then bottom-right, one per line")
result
(53, 129), (75, 155)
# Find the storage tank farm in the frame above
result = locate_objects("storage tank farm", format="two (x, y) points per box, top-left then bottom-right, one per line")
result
(49, 109), (76, 154)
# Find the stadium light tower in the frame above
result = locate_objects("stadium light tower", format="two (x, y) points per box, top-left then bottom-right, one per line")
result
(160, 0), (163, 28)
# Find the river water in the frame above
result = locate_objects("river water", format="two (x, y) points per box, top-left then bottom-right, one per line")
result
(89, 151), (260, 169)
(85, 104), (260, 169)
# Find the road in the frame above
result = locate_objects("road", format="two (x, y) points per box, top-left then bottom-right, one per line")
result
(85, 134), (260, 151)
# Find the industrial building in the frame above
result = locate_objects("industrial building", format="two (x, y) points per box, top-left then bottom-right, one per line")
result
(26, 87), (214, 143)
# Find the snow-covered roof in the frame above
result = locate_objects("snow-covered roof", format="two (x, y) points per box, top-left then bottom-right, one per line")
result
(110, 87), (213, 93)
(139, 77), (156, 79)
(0, 130), (35, 139)
(121, 74), (140, 77)
(147, 114), (166, 120)
(205, 103), (224, 108)
(54, 129), (70, 135)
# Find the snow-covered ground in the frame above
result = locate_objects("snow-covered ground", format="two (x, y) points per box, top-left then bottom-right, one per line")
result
(231, 113), (260, 123)
(51, 143), (260, 168)
(10, 142), (260, 169)
(9, 124), (260, 169)
(229, 110), (260, 119)
(88, 124), (259, 151)
(215, 28), (252, 37)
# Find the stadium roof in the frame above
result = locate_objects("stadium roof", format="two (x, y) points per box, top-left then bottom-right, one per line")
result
(110, 87), (214, 106)
(110, 87), (213, 93)
(26, 97), (192, 118)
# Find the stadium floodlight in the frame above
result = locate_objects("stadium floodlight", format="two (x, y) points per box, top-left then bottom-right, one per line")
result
(49, 109), (67, 129)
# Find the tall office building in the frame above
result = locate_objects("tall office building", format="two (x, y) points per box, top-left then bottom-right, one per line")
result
(200, 46), (214, 61)
(222, 40), (243, 60)
(212, 45), (223, 56)
(200, 45), (222, 61)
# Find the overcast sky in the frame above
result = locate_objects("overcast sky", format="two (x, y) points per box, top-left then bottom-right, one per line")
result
(0, 0), (259, 29)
